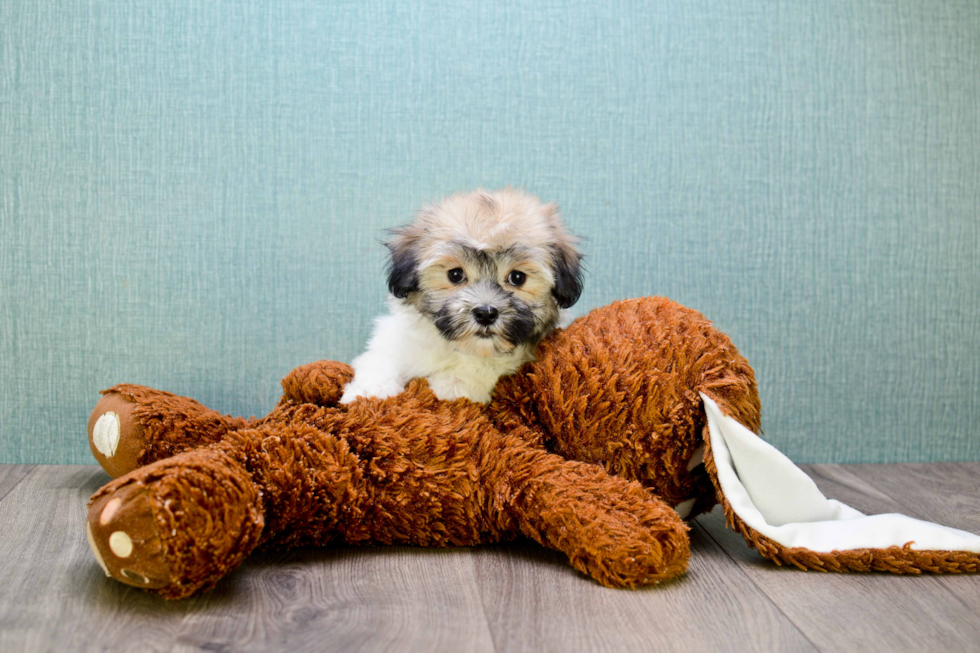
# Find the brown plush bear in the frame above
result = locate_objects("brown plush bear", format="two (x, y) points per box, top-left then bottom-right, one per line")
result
(85, 297), (979, 600)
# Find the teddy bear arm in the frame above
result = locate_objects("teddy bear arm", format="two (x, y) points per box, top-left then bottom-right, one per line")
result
(281, 360), (355, 407)
(489, 445), (691, 587)
(88, 384), (252, 479)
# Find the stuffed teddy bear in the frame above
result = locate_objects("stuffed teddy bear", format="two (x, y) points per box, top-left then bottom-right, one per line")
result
(85, 297), (980, 600)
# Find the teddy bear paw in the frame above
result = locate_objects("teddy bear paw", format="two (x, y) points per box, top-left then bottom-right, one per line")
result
(86, 481), (174, 590)
(87, 451), (267, 599)
(88, 393), (147, 478)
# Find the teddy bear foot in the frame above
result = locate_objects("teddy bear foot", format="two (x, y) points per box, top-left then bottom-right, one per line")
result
(87, 478), (174, 589)
(86, 450), (266, 599)
(88, 393), (148, 478)
(88, 385), (255, 479)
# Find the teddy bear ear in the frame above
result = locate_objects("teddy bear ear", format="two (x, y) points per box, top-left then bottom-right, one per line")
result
(700, 392), (980, 572)
(385, 224), (421, 299)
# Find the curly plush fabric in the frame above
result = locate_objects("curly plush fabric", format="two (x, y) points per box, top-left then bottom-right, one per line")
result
(85, 296), (978, 600)
(491, 297), (760, 513)
(86, 298), (738, 598)
(88, 379), (692, 597)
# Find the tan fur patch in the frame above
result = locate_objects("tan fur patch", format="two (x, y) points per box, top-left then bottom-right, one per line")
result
(401, 187), (580, 274)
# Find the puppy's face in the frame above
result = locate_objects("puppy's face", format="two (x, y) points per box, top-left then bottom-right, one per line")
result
(386, 188), (583, 358)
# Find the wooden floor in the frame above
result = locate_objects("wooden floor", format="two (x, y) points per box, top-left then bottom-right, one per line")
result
(0, 463), (978, 653)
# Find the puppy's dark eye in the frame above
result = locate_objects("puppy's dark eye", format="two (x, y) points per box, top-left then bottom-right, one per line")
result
(447, 268), (466, 284)
(507, 270), (527, 287)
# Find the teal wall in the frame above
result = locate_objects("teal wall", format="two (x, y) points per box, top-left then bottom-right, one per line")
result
(2, 1), (978, 464)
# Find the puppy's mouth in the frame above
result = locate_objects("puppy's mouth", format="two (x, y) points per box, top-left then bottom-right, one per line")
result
(459, 332), (517, 357)
(446, 323), (517, 356)
(431, 302), (538, 354)
(434, 310), (501, 341)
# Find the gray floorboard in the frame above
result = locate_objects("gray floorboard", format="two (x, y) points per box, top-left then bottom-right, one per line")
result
(695, 463), (980, 653)
(0, 463), (977, 652)
(168, 546), (495, 653)
(473, 525), (815, 653)
(0, 464), (33, 502)
(841, 462), (980, 611)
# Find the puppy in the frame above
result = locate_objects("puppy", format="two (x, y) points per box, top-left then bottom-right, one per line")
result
(339, 188), (583, 404)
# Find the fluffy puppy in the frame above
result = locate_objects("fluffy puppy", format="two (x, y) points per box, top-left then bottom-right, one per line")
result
(340, 188), (583, 404)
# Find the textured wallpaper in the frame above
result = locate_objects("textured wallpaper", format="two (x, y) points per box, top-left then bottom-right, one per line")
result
(1, 0), (978, 464)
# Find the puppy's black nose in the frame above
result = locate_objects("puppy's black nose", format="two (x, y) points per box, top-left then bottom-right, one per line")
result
(473, 305), (499, 326)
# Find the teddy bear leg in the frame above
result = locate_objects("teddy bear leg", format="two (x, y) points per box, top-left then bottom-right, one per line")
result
(86, 444), (265, 599)
(87, 422), (360, 599)
(494, 447), (691, 587)
(88, 384), (251, 478)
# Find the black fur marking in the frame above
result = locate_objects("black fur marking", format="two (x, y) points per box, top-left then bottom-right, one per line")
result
(433, 305), (465, 340)
(470, 247), (495, 270)
(386, 246), (419, 298)
(502, 301), (537, 345)
(550, 245), (584, 308)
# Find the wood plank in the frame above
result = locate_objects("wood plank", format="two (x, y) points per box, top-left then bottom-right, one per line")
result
(0, 465), (496, 653)
(696, 463), (980, 653)
(474, 522), (815, 652)
(0, 464), (34, 502)
(838, 462), (980, 611)
(0, 465), (192, 653)
(171, 546), (496, 652)
(839, 462), (980, 532)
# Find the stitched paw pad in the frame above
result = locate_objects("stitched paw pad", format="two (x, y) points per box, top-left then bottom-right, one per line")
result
(87, 393), (147, 478)
(86, 481), (174, 589)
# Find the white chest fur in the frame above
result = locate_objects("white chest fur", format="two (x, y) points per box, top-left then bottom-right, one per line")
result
(339, 298), (535, 404)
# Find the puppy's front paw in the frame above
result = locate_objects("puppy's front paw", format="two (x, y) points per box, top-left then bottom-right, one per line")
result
(426, 375), (492, 404)
(339, 377), (406, 404)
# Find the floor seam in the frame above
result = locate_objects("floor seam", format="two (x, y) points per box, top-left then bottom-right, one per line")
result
(0, 464), (37, 503)
(470, 549), (501, 653)
(692, 519), (823, 653)
(835, 463), (980, 614)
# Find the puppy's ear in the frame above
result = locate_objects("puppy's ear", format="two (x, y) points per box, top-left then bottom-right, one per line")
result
(385, 225), (421, 299)
(550, 242), (584, 308)
(543, 203), (584, 309)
